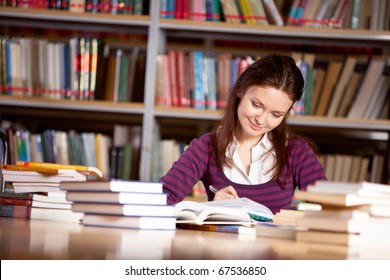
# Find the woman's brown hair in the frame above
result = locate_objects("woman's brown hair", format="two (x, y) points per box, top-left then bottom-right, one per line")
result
(212, 53), (320, 187)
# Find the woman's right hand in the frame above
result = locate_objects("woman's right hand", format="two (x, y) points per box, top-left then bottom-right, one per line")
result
(213, 185), (239, 200)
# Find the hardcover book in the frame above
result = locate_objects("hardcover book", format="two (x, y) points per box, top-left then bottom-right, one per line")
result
(60, 180), (163, 193)
(66, 191), (168, 205)
(72, 202), (175, 217)
(82, 214), (176, 230)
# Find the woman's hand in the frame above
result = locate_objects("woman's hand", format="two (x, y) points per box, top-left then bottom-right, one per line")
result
(213, 185), (239, 200)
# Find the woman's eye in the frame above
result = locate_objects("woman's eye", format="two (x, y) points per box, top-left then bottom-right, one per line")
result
(251, 101), (261, 108)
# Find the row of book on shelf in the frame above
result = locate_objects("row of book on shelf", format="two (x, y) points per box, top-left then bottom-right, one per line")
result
(2, 159), (390, 256)
(0, 0), (148, 15)
(1, 122), (142, 181)
(324, 153), (385, 184)
(2, 34), (389, 119)
(4, 0), (389, 31)
(156, 50), (390, 119)
(160, 0), (390, 30)
(0, 36), (146, 102)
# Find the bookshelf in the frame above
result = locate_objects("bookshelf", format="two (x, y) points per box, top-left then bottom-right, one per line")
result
(0, 1), (390, 184)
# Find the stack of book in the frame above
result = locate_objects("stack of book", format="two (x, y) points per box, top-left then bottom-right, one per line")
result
(0, 161), (103, 222)
(292, 180), (390, 248)
(60, 180), (177, 230)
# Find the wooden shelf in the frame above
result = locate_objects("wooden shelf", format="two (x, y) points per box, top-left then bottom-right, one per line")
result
(0, 7), (150, 26)
(154, 106), (390, 132)
(159, 19), (390, 45)
(0, 96), (144, 115)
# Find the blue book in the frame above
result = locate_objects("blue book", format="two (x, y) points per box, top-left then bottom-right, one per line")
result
(63, 42), (71, 98)
(5, 39), (11, 96)
(192, 51), (205, 109)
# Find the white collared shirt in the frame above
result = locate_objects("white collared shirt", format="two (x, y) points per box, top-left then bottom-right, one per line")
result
(223, 133), (276, 184)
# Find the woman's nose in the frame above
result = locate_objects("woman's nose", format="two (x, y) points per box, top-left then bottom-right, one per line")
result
(255, 114), (265, 124)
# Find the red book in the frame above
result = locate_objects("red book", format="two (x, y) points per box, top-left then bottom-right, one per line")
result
(0, 196), (32, 206)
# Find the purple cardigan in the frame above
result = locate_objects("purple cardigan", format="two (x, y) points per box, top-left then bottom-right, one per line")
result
(160, 132), (327, 214)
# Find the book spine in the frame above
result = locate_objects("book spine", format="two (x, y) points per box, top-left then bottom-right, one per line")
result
(192, 51), (205, 109)
(0, 197), (32, 206)
(0, 204), (31, 219)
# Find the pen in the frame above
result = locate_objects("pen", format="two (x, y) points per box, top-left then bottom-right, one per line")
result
(209, 185), (218, 193)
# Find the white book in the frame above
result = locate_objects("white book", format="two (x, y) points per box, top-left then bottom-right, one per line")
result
(12, 182), (62, 194)
(32, 200), (72, 210)
(72, 202), (175, 217)
(307, 180), (390, 198)
(82, 214), (176, 230)
(30, 208), (83, 223)
(32, 193), (69, 204)
(60, 180), (163, 193)
(2, 169), (87, 183)
(66, 191), (168, 205)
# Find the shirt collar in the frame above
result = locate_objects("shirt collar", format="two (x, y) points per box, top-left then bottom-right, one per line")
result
(227, 133), (274, 156)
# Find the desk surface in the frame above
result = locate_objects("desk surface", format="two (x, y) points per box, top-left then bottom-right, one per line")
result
(1, 217), (389, 260)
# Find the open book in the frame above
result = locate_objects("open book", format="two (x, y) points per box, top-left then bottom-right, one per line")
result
(175, 197), (273, 226)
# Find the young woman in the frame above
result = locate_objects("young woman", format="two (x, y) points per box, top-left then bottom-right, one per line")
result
(160, 53), (327, 214)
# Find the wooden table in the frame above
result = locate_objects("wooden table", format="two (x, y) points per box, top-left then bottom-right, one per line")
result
(1, 217), (389, 260)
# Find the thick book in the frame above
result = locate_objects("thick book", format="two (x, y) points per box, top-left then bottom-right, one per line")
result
(30, 207), (83, 223)
(72, 202), (175, 217)
(31, 200), (72, 210)
(32, 193), (69, 204)
(8, 161), (103, 179)
(1, 169), (87, 183)
(357, 204), (390, 217)
(255, 222), (298, 240)
(0, 204), (31, 219)
(293, 190), (390, 207)
(174, 197), (273, 226)
(176, 223), (256, 235)
(66, 191), (168, 205)
(295, 216), (390, 234)
(82, 214), (176, 230)
(296, 230), (390, 248)
(0, 195), (32, 206)
(10, 182), (63, 193)
(60, 180), (163, 193)
(307, 180), (390, 198)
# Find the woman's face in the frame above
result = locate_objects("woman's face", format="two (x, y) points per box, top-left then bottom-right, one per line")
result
(236, 86), (293, 140)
